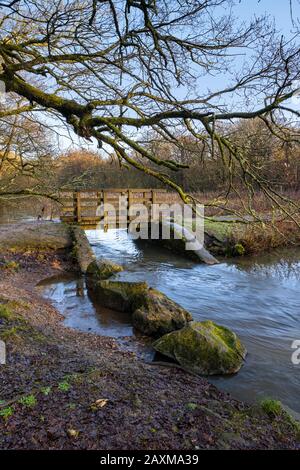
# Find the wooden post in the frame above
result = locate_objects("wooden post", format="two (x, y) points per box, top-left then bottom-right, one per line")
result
(103, 190), (108, 232)
(143, 190), (147, 223)
(76, 191), (82, 223)
(128, 189), (132, 226)
(152, 189), (156, 204)
(97, 190), (102, 225)
(152, 189), (157, 223)
(73, 191), (77, 223)
(119, 190), (127, 229)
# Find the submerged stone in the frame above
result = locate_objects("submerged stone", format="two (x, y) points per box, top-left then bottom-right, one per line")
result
(90, 280), (149, 312)
(153, 320), (247, 375)
(86, 258), (123, 280)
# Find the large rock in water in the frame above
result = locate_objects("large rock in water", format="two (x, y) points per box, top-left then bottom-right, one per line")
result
(86, 258), (123, 280)
(153, 320), (247, 375)
(90, 280), (149, 312)
(132, 288), (193, 336)
(88, 280), (192, 336)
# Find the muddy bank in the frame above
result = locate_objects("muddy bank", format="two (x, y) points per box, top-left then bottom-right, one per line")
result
(0, 246), (299, 450)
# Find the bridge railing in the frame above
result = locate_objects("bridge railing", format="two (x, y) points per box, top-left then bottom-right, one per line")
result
(59, 188), (169, 228)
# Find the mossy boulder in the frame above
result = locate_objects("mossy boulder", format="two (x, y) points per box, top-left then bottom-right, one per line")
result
(86, 258), (123, 280)
(153, 320), (247, 375)
(88, 280), (193, 336)
(132, 288), (193, 336)
(90, 280), (149, 312)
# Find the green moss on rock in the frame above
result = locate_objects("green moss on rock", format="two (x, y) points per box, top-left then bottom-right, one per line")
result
(86, 258), (123, 280)
(153, 320), (247, 375)
(234, 243), (246, 256)
(132, 288), (193, 337)
(91, 280), (149, 312)
(88, 280), (193, 336)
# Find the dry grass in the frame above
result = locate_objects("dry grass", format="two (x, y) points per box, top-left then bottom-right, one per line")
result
(157, 190), (300, 255)
(231, 220), (300, 255)
(162, 189), (300, 218)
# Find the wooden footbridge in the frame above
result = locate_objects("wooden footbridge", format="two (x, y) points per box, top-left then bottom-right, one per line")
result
(59, 188), (217, 264)
(59, 188), (169, 229)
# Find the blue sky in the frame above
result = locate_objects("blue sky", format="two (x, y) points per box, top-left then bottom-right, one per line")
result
(190, 1), (300, 100)
(237, 0), (298, 33)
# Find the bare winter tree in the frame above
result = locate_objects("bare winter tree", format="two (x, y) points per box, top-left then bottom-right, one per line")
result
(0, 96), (86, 201)
(0, 0), (299, 220)
(0, 95), (57, 198)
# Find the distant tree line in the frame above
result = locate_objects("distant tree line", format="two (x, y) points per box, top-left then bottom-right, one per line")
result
(54, 118), (300, 194)
(1, 116), (300, 203)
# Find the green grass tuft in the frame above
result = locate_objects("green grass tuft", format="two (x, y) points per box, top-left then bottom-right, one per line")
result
(3, 261), (20, 271)
(260, 398), (283, 417)
(186, 402), (198, 411)
(19, 394), (37, 408)
(40, 386), (52, 396)
(0, 326), (20, 341)
(0, 406), (14, 420)
(58, 381), (71, 392)
(0, 304), (13, 320)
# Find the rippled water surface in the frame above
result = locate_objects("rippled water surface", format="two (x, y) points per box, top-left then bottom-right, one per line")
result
(38, 228), (300, 413)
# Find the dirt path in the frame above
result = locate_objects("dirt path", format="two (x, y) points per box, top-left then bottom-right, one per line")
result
(0, 248), (299, 450)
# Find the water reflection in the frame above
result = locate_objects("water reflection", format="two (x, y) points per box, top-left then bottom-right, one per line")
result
(37, 273), (133, 337)
(233, 249), (300, 285)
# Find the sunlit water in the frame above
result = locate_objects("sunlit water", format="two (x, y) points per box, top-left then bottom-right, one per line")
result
(37, 228), (300, 413)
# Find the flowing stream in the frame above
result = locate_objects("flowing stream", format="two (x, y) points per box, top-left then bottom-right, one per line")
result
(37, 228), (300, 414)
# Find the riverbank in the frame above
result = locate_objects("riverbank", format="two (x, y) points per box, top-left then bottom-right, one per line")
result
(204, 218), (300, 257)
(0, 239), (299, 449)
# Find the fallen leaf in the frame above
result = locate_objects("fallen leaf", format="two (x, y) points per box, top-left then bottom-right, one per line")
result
(67, 428), (79, 438)
(90, 398), (109, 411)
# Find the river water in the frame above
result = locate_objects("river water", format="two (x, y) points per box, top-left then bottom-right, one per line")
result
(37, 228), (300, 413)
